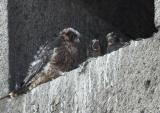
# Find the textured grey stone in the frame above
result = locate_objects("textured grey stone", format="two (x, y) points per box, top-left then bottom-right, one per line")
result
(155, 0), (160, 27)
(0, 0), (9, 97)
(0, 0), (160, 113)
(0, 31), (160, 113)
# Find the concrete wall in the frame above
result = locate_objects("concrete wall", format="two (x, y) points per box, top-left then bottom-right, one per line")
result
(155, 0), (160, 27)
(0, 0), (8, 97)
(0, 0), (160, 113)
(0, 30), (160, 113)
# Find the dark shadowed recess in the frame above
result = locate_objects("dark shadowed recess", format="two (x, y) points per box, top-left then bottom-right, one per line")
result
(8, 0), (55, 90)
(8, 0), (157, 91)
(80, 0), (157, 39)
(8, 0), (110, 91)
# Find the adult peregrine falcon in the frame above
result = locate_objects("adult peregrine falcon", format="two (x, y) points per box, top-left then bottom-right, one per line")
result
(0, 28), (81, 100)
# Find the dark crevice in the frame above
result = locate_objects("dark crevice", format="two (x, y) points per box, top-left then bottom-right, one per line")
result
(144, 80), (151, 90)
(140, 109), (145, 113)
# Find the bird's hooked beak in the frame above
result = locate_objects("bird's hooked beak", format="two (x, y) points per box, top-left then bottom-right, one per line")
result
(108, 42), (113, 47)
(74, 38), (80, 43)
(92, 39), (100, 51)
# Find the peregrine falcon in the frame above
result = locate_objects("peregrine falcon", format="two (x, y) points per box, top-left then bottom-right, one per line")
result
(0, 28), (81, 100)
(106, 32), (130, 53)
(87, 39), (102, 58)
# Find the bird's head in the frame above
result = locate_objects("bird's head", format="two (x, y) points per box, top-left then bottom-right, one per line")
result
(106, 32), (120, 47)
(59, 28), (80, 44)
(91, 39), (100, 51)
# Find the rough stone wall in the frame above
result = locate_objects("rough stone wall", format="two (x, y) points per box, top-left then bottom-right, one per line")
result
(0, 0), (160, 113)
(0, 31), (160, 113)
(0, 0), (8, 97)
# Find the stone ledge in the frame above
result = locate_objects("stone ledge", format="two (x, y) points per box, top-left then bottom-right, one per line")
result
(0, 32), (160, 113)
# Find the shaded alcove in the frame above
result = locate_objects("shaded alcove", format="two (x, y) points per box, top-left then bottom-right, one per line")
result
(8, 0), (110, 91)
(79, 0), (157, 39)
(8, 0), (157, 91)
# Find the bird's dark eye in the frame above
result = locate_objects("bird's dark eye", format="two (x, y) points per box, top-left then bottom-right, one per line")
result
(66, 31), (77, 42)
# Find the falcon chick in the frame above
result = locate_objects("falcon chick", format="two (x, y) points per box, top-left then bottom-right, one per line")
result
(106, 32), (130, 53)
(87, 39), (102, 58)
